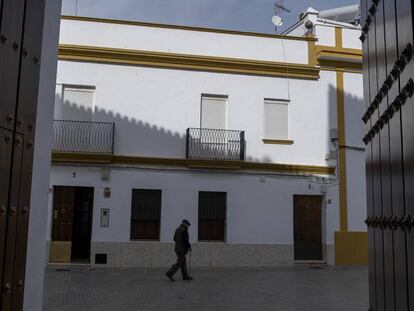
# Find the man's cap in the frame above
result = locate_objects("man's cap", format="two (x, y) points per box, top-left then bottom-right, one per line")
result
(182, 219), (191, 226)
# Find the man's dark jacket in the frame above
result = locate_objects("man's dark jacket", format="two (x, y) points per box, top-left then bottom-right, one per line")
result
(174, 225), (191, 254)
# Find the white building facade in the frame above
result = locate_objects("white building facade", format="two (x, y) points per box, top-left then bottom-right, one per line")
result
(48, 8), (367, 267)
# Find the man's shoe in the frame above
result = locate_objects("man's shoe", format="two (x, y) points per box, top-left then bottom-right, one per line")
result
(165, 273), (175, 282)
(183, 276), (193, 281)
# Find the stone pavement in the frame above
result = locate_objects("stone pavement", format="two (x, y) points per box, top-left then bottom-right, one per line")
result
(43, 265), (368, 311)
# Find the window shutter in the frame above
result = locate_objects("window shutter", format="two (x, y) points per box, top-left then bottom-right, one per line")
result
(198, 191), (226, 241)
(62, 87), (95, 121)
(130, 189), (162, 240)
(201, 96), (227, 130)
(264, 100), (289, 139)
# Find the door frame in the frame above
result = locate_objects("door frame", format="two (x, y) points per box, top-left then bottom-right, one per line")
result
(49, 185), (94, 264)
(293, 194), (326, 263)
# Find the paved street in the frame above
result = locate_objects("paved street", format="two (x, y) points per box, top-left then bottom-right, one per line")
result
(43, 265), (368, 311)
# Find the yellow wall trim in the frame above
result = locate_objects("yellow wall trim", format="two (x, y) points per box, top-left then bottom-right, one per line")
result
(49, 241), (72, 263)
(61, 15), (316, 42)
(262, 139), (294, 145)
(335, 231), (368, 265)
(335, 27), (343, 49)
(51, 152), (335, 175)
(319, 62), (362, 73)
(58, 44), (320, 80)
(316, 46), (362, 61)
(307, 37), (317, 67)
(315, 45), (362, 73)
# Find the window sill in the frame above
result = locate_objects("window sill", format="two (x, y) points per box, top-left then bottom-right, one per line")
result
(197, 240), (227, 243)
(130, 239), (160, 242)
(262, 139), (294, 145)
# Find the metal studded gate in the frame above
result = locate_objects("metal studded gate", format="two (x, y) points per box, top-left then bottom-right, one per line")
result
(0, 0), (46, 310)
(361, 0), (414, 310)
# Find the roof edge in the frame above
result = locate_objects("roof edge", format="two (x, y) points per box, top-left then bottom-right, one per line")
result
(61, 15), (317, 42)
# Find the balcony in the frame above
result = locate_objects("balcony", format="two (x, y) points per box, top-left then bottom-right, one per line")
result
(52, 120), (115, 154)
(186, 128), (245, 161)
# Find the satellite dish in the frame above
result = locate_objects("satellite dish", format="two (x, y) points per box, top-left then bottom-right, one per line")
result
(272, 15), (284, 27)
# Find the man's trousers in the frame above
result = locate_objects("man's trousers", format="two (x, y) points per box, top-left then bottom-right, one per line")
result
(166, 252), (189, 279)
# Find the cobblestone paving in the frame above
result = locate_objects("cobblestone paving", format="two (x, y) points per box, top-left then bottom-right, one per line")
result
(43, 265), (368, 311)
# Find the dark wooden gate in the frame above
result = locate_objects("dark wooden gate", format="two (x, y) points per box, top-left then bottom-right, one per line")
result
(361, 0), (414, 310)
(293, 195), (322, 261)
(0, 0), (46, 310)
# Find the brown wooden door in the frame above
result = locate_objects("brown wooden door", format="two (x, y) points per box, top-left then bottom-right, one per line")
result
(362, 0), (414, 309)
(0, 0), (46, 309)
(52, 186), (94, 262)
(294, 195), (322, 261)
(395, 0), (414, 308)
(0, 129), (13, 302)
(52, 186), (75, 242)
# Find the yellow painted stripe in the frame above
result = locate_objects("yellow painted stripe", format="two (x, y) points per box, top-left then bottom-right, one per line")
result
(335, 27), (343, 48)
(51, 152), (336, 175)
(58, 44), (320, 80)
(262, 139), (294, 145)
(308, 39), (317, 67)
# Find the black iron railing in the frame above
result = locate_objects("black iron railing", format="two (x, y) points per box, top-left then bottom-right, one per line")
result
(186, 128), (245, 161)
(52, 120), (115, 154)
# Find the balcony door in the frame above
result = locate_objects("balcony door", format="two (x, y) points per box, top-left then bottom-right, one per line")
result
(55, 84), (95, 122)
(200, 95), (227, 130)
(200, 95), (229, 158)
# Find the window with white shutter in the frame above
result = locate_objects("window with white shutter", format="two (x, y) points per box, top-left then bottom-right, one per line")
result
(264, 99), (289, 139)
(61, 85), (95, 121)
(200, 95), (227, 129)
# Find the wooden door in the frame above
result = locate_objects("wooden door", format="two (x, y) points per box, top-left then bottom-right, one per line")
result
(395, 0), (414, 308)
(52, 186), (94, 263)
(362, 0), (414, 309)
(0, 0), (45, 309)
(52, 186), (75, 242)
(0, 129), (13, 302)
(293, 195), (322, 261)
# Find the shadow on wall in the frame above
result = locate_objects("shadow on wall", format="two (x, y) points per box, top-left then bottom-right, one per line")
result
(56, 95), (251, 160)
(54, 84), (364, 163)
(55, 94), (186, 157)
(327, 83), (365, 150)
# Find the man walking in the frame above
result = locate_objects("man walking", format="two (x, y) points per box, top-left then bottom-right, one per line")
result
(165, 219), (193, 281)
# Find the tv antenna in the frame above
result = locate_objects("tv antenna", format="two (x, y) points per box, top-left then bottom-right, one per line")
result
(272, 0), (291, 34)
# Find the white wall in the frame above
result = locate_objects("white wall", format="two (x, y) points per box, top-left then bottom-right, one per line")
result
(344, 73), (364, 148)
(56, 60), (334, 166)
(342, 28), (362, 49)
(343, 72), (366, 231)
(23, 0), (62, 310)
(60, 19), (309, 64)
(49, 165), (339, 245)
(315, 25), (336, 46)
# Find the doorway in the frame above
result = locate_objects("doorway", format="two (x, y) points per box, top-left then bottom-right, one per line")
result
(293, 195), (323, 261)
(51, 186), (94, 263)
